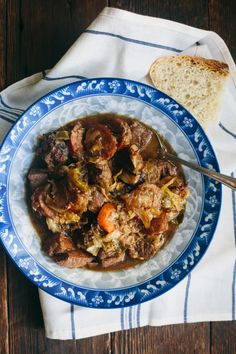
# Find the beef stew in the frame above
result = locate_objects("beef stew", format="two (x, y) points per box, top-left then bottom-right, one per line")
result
(27, 113), (189, 270)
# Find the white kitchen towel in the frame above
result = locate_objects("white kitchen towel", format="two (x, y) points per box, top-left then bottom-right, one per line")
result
(0, 7), (236, 340)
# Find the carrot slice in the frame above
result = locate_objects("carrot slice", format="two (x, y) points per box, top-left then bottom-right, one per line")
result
(97, 203), (117, 233)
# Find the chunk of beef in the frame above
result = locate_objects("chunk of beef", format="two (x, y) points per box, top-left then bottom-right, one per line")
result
(70, 121), (84, 159)
(31, 184), (57, 218)
(148, 212), (169, 235)
(84, 123), (117, 160)
(98, 249), (125, 268)
(88, 187), (107, 213)
(28, 169), (48, 190)
(143, 160), (177, 184)
(123, 234), (164, 260)
(54, 249), (94, 268)
(102, 116), (132, 149)
(87, 161), (113, 191)
(130, 121), (153, 151)
(43, 233), (75, 256)
(38, 133), (69, 168)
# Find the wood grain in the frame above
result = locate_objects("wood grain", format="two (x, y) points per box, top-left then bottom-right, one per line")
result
(46, 334), (110, 354)
(0, 247), (9, 354)
(6, 0), (21, 86)
(0, 0), (6, 90)
(0, 2), (9, 353)
(7, 261), (46, 354)
(6, 0), (107, 85)
(111, 323), (210, 354)
(109, 0), (209, 28)
(209, 0), (236, 59)
(211, 322), (236, 354)
(109, 0), (171, 19)
(169, 0), (209, 29)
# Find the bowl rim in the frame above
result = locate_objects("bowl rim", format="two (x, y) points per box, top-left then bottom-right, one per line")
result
(0, 77), (222, 308)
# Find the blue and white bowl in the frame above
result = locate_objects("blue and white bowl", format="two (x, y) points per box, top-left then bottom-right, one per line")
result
(0, 78), (221, 308)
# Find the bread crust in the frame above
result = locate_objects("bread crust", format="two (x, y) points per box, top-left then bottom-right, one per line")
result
(149, 55), (229, 80)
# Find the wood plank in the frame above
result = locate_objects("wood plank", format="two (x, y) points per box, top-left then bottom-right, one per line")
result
(109, 0), (171, 19)
(6, 0), (21, 86)
(6, 1), (46, 352)
(112, 323), (210, 354)
(0, 246), (9, 354)
(0, 1), (9, 353)
(6, 0), (107, 85)
(209, 0), (236, 59)
(0, 0), (6, 90)
(109, 0), (208, 27)
(46, 340), (77, 353)
(211, 322), (236, 354)
(46, 334), (110, 354)
(169, 0), (209, 29)
(7, 261), (46, 354)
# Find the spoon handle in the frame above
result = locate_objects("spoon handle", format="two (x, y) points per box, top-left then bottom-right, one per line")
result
(166, 153), (236, 191)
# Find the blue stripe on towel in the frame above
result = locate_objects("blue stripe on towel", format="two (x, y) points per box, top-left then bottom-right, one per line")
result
(129, 306), (133, 329)
(0, 95), (24, 112)
(0, 114), (15, 124)
(125, 307), (129, 329)
(43, 75), (88, 81)
(70, 304), (76, 339)
(84, 29), (182, 53)
(219, 122), (236, 139)
(232, 172), (236, 241)
(120, 308), (124, 330)
(232, 261), (236, 320)
(137, 304), (141, 327)
(184, 273), (191, 323)
(232, 172), (236, 320)
(0, 108), (20, 118)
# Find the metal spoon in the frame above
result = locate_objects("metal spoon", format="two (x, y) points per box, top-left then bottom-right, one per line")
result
(155, 134), (236, 191)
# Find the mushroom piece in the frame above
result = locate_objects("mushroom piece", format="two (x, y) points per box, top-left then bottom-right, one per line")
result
(70, 121), (84, 159)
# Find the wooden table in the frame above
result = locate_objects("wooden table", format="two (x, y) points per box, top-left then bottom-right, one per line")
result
(0, 1), (235, 353)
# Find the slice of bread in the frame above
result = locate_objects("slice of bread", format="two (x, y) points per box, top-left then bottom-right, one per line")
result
(149, 56), (229, 128)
